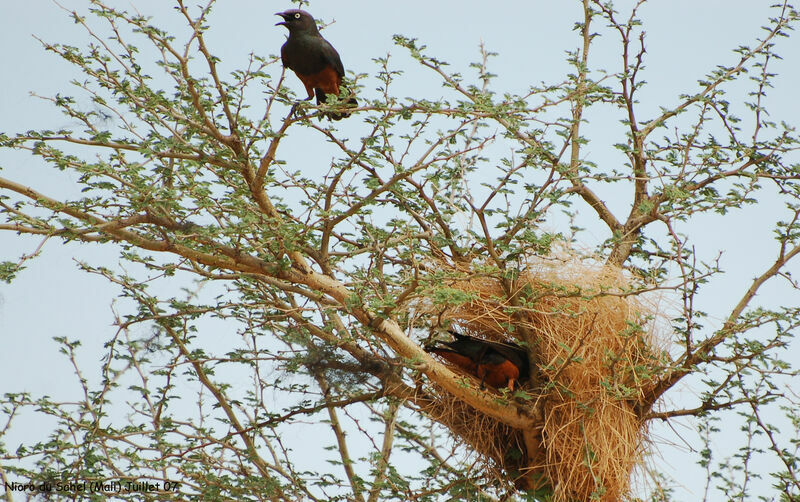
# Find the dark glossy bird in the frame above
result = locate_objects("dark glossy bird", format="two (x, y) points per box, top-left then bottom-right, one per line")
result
(275, 9), (357, 120)
(425, 331), (529, 390)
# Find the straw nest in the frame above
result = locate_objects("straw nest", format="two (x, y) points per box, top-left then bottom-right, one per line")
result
(418, 252), (668, 500)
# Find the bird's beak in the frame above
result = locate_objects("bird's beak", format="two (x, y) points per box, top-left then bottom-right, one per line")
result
(275, 12), (287, 26)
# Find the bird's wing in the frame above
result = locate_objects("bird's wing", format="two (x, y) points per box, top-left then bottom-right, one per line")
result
(487, 343), (529, 379)
(447, 331), (529, 377)
(319, 38), (345, 78)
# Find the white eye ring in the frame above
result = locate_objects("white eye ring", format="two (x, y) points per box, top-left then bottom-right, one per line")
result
(294, 13), (300, 19)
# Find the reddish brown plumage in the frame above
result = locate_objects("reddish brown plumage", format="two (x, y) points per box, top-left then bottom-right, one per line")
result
(477, 359), (521, 390)
(426, 332), (529, 390)
(428, 348), (478, 374)
(295, 65), (342, 101)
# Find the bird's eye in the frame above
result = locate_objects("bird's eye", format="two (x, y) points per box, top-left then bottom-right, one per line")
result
(294, 13), (300, 19)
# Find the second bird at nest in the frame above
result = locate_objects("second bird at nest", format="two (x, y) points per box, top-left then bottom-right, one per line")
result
(426, 331), (530, 391)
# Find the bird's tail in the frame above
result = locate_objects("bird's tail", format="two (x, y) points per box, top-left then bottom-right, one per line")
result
(423, 343), (449, 354)
(425, 345), (477, 373)
(315, 88), (358, 120)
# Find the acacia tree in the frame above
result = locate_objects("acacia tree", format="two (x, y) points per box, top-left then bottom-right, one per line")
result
(2, 1), (799, 500)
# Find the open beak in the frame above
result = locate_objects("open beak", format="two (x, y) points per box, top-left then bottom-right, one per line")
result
(275, 12), (287, 26)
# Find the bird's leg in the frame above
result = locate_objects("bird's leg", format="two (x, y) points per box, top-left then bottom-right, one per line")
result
(288, 88), (314, 118)
(507, 379), (515, 392)
(290, 86), (314, 114)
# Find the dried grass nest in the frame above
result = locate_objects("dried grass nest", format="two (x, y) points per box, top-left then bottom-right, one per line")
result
(418, 252), (670, 501)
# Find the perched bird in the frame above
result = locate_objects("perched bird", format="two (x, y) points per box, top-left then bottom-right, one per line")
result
(425, 331), (529, 391)
(275, 9), (358, 120)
